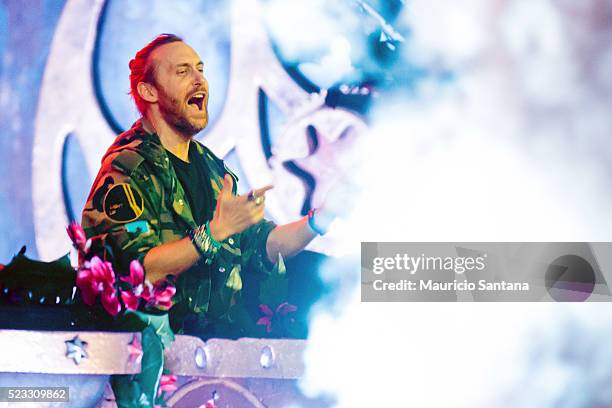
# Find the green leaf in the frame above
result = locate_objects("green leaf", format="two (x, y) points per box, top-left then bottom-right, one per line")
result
(111, 312), (148, 332)
(111, 375), (143, 407)
(135, 325), (164, 406)
(128, 310), (175, 347)
(111, 320), (170, 407)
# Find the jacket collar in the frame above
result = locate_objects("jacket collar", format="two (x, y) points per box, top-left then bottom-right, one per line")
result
(106, 119), (198, 229)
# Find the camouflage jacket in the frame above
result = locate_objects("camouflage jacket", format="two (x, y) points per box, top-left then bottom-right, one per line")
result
(82, 120), (280, 333)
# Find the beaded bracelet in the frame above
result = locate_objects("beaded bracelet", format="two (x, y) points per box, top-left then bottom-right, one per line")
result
(189, 221), (222, 265)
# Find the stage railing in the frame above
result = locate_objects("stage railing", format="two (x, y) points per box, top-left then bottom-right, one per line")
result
(0, 330), (329, 407)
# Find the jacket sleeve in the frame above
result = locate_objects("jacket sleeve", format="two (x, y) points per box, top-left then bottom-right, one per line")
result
(81, 152), (163, 274)
(239, 219), (279, 274)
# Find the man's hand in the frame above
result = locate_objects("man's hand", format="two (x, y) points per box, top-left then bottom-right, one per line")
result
(209, 175), (273, 242)
(144, 173), (271, 282)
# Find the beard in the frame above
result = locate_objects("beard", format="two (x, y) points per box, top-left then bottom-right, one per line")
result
(156, 85), (208, 138)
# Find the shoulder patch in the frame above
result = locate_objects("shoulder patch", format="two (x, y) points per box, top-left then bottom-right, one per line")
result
(103, 183), (144, 223)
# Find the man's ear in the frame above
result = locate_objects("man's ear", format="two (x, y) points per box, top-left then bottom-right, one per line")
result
(137, 82), (158, 104)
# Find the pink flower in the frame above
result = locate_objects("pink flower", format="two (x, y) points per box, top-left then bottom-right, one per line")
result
(101, 286), (121, 316)
(142, 281), (176, 311)
(120, 261), (145, 311)
(120, 290), (140, 311)
(276, 302), (298, 316)
(198, 401), (216, 408)
(257, 304), (274, 333)
(158, 374), (177, 397)
(150, 284), (176, 309)
(256, 302), (298, 333)
(76, 256), (121, 316)
(119, 260), (175, 311)
(121, 260), (145, 286)
(66, 222), (91, 255)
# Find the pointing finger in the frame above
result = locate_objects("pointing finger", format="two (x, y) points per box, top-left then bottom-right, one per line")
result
(252, 184), (274, 197)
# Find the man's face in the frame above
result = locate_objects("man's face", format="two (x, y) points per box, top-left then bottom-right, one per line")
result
(149, 41), (209, 136)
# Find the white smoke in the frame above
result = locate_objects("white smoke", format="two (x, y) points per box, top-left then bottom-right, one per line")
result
(264, 0), (612, 407)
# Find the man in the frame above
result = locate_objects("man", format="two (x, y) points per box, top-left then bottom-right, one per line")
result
(82, 34), (329, 337)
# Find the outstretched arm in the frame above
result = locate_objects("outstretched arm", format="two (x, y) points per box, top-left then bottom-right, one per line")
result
(265, 209), (332, 263)
(265, 217), (317, 262)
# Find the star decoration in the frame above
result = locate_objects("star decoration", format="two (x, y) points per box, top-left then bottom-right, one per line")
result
(272, 107), (364, 214)
(65, 335), (88, 365)
(127, 334), (143, 365)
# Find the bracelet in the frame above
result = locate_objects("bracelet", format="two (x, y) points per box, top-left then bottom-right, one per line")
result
(189, 221), (222, 264)
(307, 208), (327, 236)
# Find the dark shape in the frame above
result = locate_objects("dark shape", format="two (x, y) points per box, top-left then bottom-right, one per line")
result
(380, 0), (404, 18)
(258, 88), (273, 161)
(306, 125), (319, 154)
(369, 29), (400, 67)
(258, 87), (315, 215)
(273, 61), (320, 94)
(0, 246), (77, 329)
(62, 132), (92, 222)
(546, 255), (595, 302)
(91, 0), (124, 135)
(325, 84), (373, 114)
(0, 246), (76, 307)
(61, 133), (76, 222)
(283, 161), (315, 216)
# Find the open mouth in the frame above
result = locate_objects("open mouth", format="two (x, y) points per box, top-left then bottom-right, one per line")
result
(187, 92), (205, 111)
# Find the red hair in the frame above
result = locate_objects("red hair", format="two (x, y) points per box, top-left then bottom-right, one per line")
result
(129, 34), (183, 115)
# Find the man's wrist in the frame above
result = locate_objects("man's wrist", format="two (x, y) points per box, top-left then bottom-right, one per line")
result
(307, 208), (328, 235)
(208, 218), (230, 242)
(189, 221), (223, 264)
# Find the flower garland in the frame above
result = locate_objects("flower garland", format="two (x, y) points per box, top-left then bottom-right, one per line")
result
(67, 222), (177, 407)
(68, 222), (176, 317)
